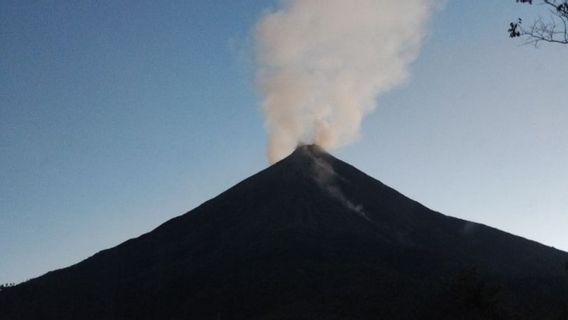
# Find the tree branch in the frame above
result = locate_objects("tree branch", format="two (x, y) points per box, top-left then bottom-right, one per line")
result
(510, 0), (568, 45)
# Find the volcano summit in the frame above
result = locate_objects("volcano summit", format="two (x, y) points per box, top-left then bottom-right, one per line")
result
(1, 145), (567, 319)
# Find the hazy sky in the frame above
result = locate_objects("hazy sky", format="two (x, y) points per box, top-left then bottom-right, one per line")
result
(1, 1), (567, 284)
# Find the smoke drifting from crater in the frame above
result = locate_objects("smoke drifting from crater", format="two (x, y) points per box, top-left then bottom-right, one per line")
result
(255, 0), (438, 163)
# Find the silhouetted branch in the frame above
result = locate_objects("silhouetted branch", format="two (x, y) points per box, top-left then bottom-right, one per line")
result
(510, 0), (568, 46)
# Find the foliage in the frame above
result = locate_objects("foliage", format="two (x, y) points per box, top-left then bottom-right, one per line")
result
(0, 283), (16, 292)
(509, 0), (568, 45)
(447, 267), (514, 319)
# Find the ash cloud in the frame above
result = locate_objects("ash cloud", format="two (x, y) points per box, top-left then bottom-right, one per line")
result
(255, 0), (439, 163)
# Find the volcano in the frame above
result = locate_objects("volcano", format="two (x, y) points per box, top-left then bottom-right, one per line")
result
(1, 145), (567, 319)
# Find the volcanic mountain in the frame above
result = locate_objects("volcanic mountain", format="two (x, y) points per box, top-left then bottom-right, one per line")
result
(1, 145), (567, 319)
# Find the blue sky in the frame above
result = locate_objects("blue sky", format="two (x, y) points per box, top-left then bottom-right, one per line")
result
(1, 1), (566, 284)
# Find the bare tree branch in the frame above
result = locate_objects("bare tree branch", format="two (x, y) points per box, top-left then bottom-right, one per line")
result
(510, 0), (568, 45)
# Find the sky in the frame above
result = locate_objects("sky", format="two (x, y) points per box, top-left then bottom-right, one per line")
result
(1, 1), (566, 284)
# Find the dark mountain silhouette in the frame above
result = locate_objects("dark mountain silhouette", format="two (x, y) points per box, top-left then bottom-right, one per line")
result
(1, 145), (567, 319)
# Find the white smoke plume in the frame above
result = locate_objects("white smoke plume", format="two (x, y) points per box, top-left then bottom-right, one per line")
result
(255, 0), (438, 163)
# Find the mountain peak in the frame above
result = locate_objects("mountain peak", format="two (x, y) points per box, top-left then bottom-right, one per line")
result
(291, 143), (326, 155)
(2, 145), (568, 319)
(281, 143), (329, 164)
(278, 144), (335, 171)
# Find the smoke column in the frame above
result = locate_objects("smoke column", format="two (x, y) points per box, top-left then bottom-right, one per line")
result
(255, 0), (438, 163)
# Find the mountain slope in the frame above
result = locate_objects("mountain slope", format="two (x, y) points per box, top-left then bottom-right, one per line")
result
(2, 145), (567, 319)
